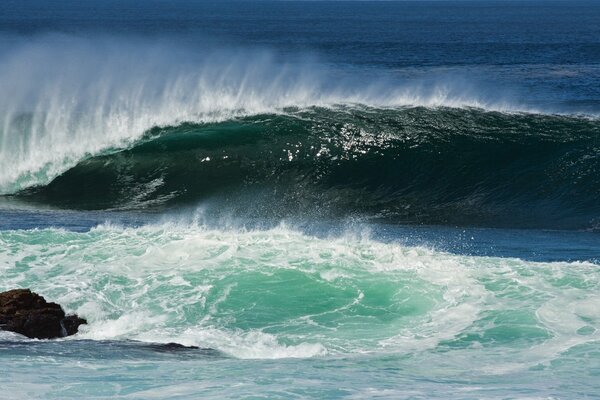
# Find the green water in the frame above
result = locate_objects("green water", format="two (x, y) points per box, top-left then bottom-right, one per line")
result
(1, 224), (599, 398)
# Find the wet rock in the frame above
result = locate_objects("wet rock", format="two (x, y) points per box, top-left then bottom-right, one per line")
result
(148, 342), (201, 352)
(0, 289), (86, 339)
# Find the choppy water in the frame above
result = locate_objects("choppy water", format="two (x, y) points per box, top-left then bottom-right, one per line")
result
(1, 1), (599, 399)
(1, 222), (600, 398)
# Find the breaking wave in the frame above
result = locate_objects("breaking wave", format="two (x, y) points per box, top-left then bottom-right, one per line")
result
(1, 35), (598, 229)
(12, 107), (600, 230)
(0, 34), (535, 192)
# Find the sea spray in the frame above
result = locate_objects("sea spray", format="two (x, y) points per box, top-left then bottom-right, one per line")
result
(0, 35), (529, 194)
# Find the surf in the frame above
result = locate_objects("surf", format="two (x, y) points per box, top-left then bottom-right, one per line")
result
(9, 106), (600, 230)
(0, 222), (598, 365)
(0, 34), (559, 196)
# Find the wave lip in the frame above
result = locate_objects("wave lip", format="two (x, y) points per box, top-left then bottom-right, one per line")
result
(0, 34), (557, 196)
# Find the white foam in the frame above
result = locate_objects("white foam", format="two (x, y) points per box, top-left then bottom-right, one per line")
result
(1, 223), (599, 363)
(0, 330), (28, 341)
(140, 327), (328, 359)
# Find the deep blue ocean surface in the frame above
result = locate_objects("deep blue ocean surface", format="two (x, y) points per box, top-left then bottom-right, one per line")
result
(0, 1), (599, 399)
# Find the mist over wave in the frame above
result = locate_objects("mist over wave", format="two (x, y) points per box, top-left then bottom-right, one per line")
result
(0, 34), (533, 194)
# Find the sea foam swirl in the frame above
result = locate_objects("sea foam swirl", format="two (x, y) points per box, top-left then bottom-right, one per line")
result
(1, 223), (598, 364)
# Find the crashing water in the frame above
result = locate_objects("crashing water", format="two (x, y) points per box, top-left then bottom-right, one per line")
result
(0, 36), (541, 195)
(10, 107), (600, 230)
(1, 223), (599, 397)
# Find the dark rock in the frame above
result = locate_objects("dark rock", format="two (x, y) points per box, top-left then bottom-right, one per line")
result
(149, 342), (201, 351)
(0, 289), (87, 339)
(62, 314), (87, 336)
(157, 342), (200, 350)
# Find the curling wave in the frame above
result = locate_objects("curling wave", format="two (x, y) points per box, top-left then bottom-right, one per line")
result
(0, 34), (537, 195)
(13, 106), (600, 230)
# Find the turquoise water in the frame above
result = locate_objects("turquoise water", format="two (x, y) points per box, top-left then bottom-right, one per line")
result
(1, 223), (600, 398)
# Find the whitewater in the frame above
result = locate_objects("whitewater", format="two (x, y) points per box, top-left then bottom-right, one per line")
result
(2, 222), (598, 360)
(1, 222), (599, 397)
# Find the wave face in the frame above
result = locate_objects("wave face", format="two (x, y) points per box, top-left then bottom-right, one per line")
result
(15, 106), (600, 230)
(1, 36), (599, 230)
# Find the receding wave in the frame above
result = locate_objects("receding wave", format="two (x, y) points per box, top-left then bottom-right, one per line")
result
(14, 106), (600, 230)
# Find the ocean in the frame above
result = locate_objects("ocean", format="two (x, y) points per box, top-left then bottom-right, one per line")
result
(0, 1), (599, 398)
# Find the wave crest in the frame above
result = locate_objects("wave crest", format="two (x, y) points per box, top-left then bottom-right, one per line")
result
(13, 106), (600, 230)
(1, 35), (537, 194)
